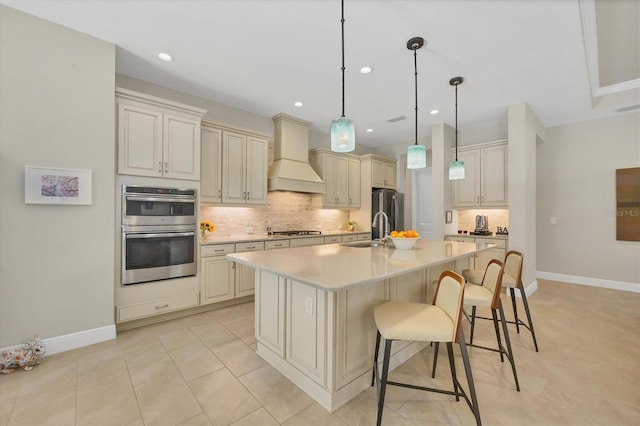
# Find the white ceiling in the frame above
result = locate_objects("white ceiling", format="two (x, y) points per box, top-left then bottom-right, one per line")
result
(2, 0), (638, 148)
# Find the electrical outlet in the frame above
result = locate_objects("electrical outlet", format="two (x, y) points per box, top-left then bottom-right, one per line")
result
(246, 226), (254, 234)
(305, 296), (313, 314)
(550, 217), (557, 225)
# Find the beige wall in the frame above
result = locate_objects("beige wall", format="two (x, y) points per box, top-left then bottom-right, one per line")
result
(537, 112), (640, 286)
(0, 6), (116, 347)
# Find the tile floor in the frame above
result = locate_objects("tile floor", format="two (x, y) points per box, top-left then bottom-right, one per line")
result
(1, 279), (638, 425)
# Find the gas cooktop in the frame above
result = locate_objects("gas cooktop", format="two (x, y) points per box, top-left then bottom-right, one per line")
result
(269, 230), (322, 236)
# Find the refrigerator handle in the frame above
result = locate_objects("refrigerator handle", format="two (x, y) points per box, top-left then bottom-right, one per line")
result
(392, 195), (398, 231)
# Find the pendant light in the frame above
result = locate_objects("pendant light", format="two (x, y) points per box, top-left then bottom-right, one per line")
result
(331, 0), (355, 153)
(448, 76), (465, 180)
(406, 37), (426, 169)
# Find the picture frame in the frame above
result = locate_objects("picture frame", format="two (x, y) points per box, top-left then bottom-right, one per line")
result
(445, 210), (453, 224)
(25, 166), (92, 205)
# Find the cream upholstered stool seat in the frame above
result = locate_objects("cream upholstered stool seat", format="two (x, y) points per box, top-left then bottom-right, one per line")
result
(372, 271), (481, 426)
(433, 260), (520, 391)
(462, 250), (539, 351)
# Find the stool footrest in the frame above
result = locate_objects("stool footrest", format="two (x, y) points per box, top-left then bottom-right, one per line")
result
(386, 378), (475, 413)
(474, 315), (533, 332)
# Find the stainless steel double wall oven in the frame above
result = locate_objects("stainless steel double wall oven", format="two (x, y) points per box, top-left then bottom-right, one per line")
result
(121, 185), (197, 285)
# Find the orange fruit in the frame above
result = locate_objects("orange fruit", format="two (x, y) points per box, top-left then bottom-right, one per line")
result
(390, 230), (399, 237)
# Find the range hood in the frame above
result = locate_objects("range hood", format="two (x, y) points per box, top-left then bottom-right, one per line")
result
(268, 113), (326, 194)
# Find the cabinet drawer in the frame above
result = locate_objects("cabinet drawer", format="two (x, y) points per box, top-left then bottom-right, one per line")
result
(324, 236), (342, 244)
(118, 293), (199, 322)
(475, 238), (506, 248)
(236, 241), (265, 252)
(290, 236), (324, 247)
(358, 233), (372, 241)
(445, 236), (475, 243)
(342, 234), (358, 242)
(265, 240), (290, 250)
(201, 244), (235, 257)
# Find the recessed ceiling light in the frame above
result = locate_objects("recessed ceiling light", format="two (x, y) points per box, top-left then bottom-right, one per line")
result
(157, 52), (173, 62)
(366, 128), (374, 133)
(430, 109), (439, 115)
(360, 66), (373, 74)
(294, 101), (303, 107)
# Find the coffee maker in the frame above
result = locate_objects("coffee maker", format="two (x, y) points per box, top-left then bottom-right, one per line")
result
(472, 215), (491, 235)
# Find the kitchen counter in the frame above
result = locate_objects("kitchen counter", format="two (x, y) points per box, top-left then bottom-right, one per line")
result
(228, 239), (494, 291)
(226, 239), (495, 412)
(445, 233), (509, 240)
(201, 230), (370, 245)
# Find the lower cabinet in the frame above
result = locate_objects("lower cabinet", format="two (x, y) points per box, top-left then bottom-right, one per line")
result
(235, 242), (265, 297)
(445, 235), (507, 274)
(201, 244), (236, 305)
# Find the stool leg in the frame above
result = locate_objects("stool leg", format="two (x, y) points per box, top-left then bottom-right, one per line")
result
(491, 308), (505, 363)
(469, 306), (477, 345)
(519, 286), (539, 352)
(371, 330), (381, 386)
(498, 301), (520, 391)
(458, 331), (482, 426)
(376, 339), (393, 426)
(445, 342), (459, 401)
(510, 288), (521, 334)
(431, 342), (439, 378)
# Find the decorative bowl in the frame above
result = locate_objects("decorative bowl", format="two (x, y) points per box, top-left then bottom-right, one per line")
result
(389, 237), (420, 250)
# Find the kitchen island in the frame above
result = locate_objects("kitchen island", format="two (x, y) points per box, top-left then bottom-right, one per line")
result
(227, 239), (494, 411)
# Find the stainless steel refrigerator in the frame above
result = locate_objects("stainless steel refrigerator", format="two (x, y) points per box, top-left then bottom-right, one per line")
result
(372, 189), (404, 239)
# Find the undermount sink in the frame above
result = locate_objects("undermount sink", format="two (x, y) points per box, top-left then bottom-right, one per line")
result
(341, 241), (385, 248)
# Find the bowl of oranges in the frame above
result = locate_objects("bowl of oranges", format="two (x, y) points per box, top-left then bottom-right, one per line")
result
(388, 230), (420, 250)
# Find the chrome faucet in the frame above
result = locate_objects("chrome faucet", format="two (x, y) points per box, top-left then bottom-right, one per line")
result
(371, 211), (390, 242)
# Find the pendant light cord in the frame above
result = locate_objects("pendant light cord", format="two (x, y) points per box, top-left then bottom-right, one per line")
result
(413, 46), (418, 146)
(455, 82), (458, 160)
(340, 0), (346, 118)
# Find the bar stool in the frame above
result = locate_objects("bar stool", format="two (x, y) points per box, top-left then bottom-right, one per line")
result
(371, 271), (481, 426)
(462, 250), (539, 351)
(433, 260), (520, 391)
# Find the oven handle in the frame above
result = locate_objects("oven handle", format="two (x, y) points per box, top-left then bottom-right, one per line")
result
(125, 196), (196, 204)
(125, 231), (195, 239)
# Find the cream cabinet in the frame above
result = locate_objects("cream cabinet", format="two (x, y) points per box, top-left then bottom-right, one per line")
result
(201, 121), (269, 206)
(222, 131), (268, 205)
(372, 157), (396, 189)
(200, 244), (236, 305)
(445, 235), (507, 274)
(116, 88), (206, 181)
(235, 242), (264, 297)
(453, 141), (508, 208)
(200, 125), (223, 203)
(310, 149), (361, 209)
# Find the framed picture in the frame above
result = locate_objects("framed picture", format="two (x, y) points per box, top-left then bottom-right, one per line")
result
(445, 210), (453, 224)
(616, 167), (640, 242)
(25, 166), (92, 205)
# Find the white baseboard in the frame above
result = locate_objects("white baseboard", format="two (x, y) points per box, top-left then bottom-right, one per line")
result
(536, 271), (640, 293)
(0, 325), (116, 356)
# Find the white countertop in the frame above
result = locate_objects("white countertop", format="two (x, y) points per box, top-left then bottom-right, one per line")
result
(201, 230), (371, 245)
(445, 233), (509, 240)
(227, 239), (494, 291)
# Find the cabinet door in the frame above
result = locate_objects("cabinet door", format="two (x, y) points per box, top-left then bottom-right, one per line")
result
(201, 258), (235, 305)
(322, 154), (338, 206)
(475, 248), (505, 274)
(348, 158), (361, 208)
(222, 131), (247, 204)
(481, 144), (508, 206)
(335, 156), (350, 207)
(383, 161), (396, 189)
(372, 160), (385, 188)
(117, 103), (163, 177)
(201, 127), (223, 203)
(235, 263), (256, 297)
(163, 114), (201, 180)
(245, 137), (268, 205)
(453, 150), (481, 207)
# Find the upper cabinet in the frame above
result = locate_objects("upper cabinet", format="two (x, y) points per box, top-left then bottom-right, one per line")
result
(371, 156), (396, 189)
(201, 121), (269, 206)
(453, 141), (508, 208)
(116, 88), (206, 181)
(310, 149), (361, 209)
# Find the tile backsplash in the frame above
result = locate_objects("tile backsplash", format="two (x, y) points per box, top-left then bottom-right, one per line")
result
(457, 209), (509, 233)
(200, 191), (350, 238)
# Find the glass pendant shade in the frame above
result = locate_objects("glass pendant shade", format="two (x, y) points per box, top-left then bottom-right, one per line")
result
(449, 160), (465, 180)
(331, 117), (355, 153)
(407, 144), (427, 169)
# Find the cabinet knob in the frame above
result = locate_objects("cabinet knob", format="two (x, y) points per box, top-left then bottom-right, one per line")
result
(158, 161), (162, 173)
(164, 162), (168, 173)
(218, 189), (222, 200)
(155, 304), (169, 310)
